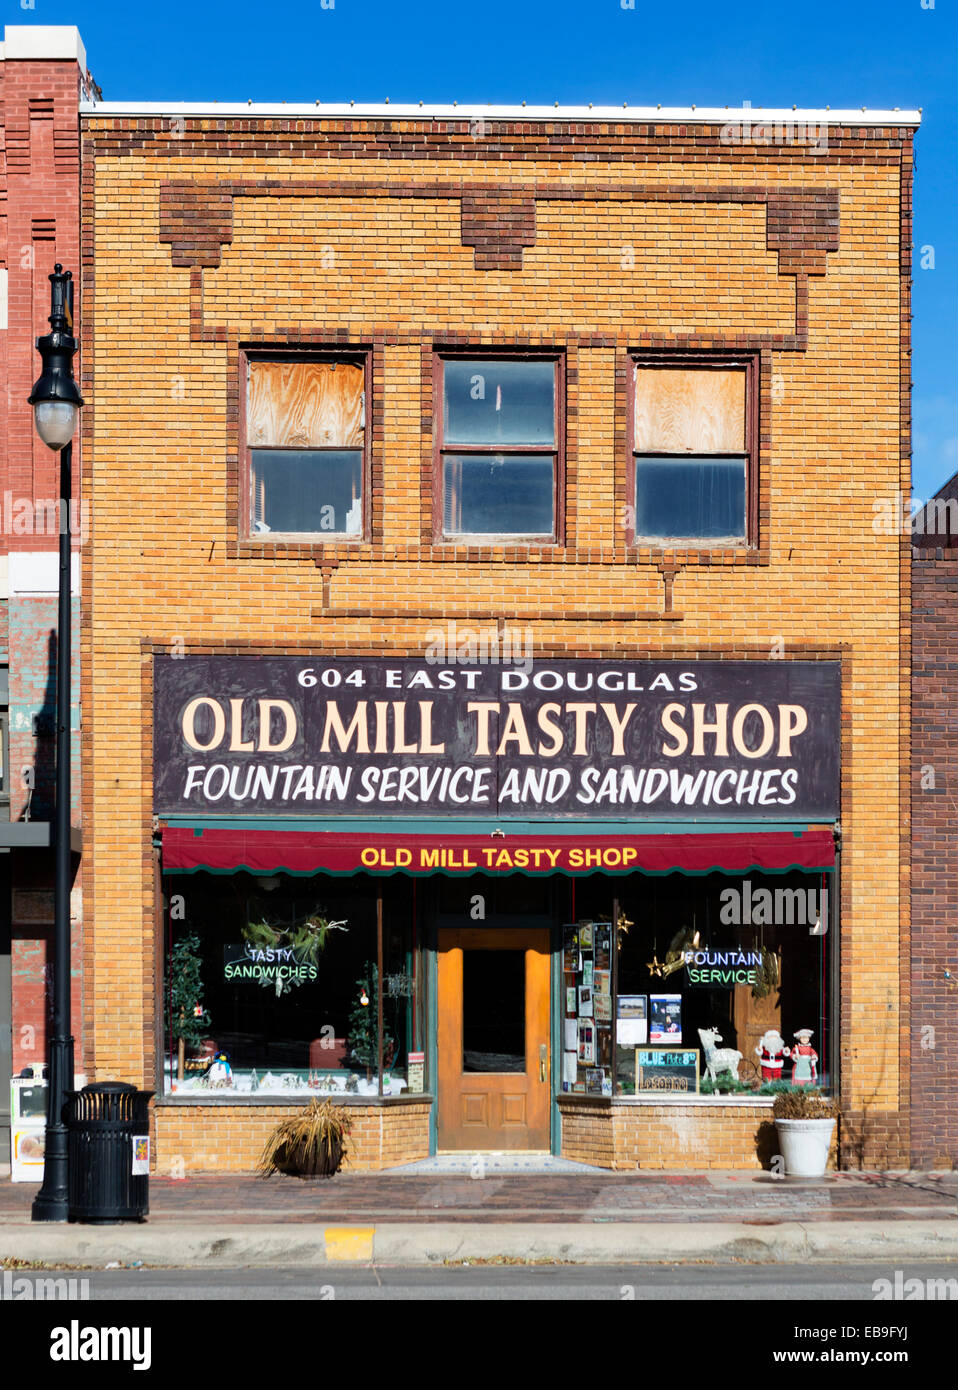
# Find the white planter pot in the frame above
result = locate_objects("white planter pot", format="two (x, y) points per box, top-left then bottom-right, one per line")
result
(775, 1117), (836, 1176)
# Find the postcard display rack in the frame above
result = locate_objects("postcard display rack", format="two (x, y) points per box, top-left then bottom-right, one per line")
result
(561, 922), (613, 1096)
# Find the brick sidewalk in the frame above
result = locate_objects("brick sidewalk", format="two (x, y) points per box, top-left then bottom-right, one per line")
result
(1, 1170), (955, 1225)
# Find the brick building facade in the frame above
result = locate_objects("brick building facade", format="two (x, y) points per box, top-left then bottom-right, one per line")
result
(76, 99), (917, 1173)
(911, 477), (958, 1168)
(0, 27), (90, 1166)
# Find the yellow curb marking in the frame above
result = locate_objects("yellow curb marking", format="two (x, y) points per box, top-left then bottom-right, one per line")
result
(324, 1226), (375, 1261)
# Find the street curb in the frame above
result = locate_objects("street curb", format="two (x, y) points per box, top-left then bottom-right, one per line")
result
(2, 1219), (958, 1267)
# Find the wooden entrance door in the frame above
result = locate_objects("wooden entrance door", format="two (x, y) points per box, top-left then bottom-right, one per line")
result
(437, 928), (551, 1151)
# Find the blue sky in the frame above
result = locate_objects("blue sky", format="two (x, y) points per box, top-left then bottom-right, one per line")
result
(8, 0), (955, 498)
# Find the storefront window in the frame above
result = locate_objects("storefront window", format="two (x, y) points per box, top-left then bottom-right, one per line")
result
(163, 872), (425, 1098)
(566, 869), (833, 1099)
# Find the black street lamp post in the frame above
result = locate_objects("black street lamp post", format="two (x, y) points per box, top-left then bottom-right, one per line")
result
(28, 265), (84, 1223)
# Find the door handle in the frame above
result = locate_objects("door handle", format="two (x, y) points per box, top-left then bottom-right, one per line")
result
(539, 1043), (548, 1083)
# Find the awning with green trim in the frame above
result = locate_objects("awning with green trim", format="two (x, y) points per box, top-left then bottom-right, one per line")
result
(161, 825), (835, 877)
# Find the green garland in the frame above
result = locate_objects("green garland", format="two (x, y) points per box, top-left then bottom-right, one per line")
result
(242, 911), (347, 994)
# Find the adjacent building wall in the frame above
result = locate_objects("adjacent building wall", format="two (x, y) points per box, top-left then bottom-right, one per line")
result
(0, 26), (88, 1159)
(911, 516), (958, 1167)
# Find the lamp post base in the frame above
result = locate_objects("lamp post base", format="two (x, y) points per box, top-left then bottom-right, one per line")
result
(30, 1126), (69, 1222)
(31, 1033), (75, 1223)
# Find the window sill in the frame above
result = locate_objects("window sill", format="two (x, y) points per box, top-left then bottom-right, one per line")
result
(155, 1091), (434, 1107)
(237, 537), (370, 550)
(558, 1093), (780, 1108)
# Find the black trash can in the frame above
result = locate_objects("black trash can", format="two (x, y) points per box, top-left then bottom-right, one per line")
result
(66, 1082), (153, 1224)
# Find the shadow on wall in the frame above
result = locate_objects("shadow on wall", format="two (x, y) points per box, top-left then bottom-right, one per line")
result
(18, 628), (57, 823)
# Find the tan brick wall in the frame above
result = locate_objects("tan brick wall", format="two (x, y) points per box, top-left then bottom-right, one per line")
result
(153, 1102), (431, 1174)
(561, 1101), (839, 1171)
(80, 117), (912, 1168)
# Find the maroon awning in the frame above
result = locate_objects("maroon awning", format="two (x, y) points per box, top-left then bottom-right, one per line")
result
(161, 826), (835, 877)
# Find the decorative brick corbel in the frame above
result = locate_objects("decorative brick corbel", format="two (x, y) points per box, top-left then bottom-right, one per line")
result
(766, 190), (839, 278)
(159, 184), (234, 267)
(460, 190), (536, 270)
(313, 559), (340, 609)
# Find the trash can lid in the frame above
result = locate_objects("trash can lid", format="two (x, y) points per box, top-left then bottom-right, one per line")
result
(82, 1081), (139, 1094)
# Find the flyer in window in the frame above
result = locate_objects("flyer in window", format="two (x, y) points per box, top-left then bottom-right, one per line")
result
(649, 993), (683, 1044)
(593, 924), (611, 970)
(582, 960), (594, 990)
(594, 969), (611, 996)
(578, 922), (594, 950)
(562, 1051), (578, 1086)
(616, 994), (648, 1046)
(563, 925), (581, 974)
(594, 992), (612, 1022)
(566, 986), (576, 1014)
(577, 1018), (596, 1064)
(578, 985), (593, 1018)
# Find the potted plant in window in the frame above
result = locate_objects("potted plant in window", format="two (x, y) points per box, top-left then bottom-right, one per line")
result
(346, 962), (395, 1091)
(773, 1088), (839, 1176)
(257, 1099), (352, 1179)
(167, 932), (212, 1085)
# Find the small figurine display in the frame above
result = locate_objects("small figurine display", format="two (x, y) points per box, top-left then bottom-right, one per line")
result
(698, 1026), (743, 1084)
(789, 1028), (819, 1086)
(207, 1052), (233, 1088)
(755, 1028), (788, 1082)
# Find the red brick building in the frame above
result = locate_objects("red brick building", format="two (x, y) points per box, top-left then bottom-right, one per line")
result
(0, 26), (92, 1166)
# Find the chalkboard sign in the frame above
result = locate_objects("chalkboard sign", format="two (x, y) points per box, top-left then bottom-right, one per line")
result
(634, 1047), (700, 1094)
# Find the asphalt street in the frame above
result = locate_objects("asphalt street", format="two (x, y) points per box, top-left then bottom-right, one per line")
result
(53, 1261), (958, 1300)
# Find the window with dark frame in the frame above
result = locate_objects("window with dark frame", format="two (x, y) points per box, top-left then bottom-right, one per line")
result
(631, 361), (751, 544)
(438, 357), (560, 540)
(245, 357), (366, 539)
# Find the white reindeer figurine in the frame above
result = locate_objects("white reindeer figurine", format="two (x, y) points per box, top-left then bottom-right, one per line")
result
(698, 1027), (743, 1084)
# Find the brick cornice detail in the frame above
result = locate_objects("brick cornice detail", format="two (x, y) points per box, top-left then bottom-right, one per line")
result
(157, 179), (840, 292)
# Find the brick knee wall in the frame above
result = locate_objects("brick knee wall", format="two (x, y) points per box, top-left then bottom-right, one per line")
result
(561, 1101), (842, 1170)
(558, 1100), (616, 1167)
(152, 1101), (431, 1174)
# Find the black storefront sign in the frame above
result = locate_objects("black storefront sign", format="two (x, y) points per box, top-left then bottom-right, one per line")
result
(153, 657), (840, 820)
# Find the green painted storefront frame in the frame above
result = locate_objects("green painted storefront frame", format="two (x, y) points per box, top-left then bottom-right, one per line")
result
(157, 817), (836, 1160)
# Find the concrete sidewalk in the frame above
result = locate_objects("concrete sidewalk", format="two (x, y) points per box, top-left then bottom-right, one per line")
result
(1, 1169), (956, 1267)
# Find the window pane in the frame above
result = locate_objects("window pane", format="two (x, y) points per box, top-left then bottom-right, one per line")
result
(634, 367), (746, 453)
(634, 455), (746, 540)
(251, 450), (362, 535)
(443, 454), (554, 536)
(463, 950), (526, 1073)
(248, 361), (364, 449)
(609, 870), (833, 1097)
(443, 359), (555, 446)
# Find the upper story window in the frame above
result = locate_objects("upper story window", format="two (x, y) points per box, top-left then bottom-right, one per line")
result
(438, 357), (561, 541)
(245, 357), (366, 539)
(630, 361), (751, 544)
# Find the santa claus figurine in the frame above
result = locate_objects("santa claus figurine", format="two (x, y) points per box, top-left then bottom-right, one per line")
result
(790, 1028), (818, 1087)
(755, 1028), (788, 1082)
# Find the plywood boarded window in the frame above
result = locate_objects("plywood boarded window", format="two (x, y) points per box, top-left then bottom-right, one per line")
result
(246, 360), (365, 537)
(632, 364), (749, 543)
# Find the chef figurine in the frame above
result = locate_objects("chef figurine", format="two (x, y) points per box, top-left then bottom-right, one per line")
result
(755, 1028), (788, 1082)
(789, 1029), (818, 1087)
